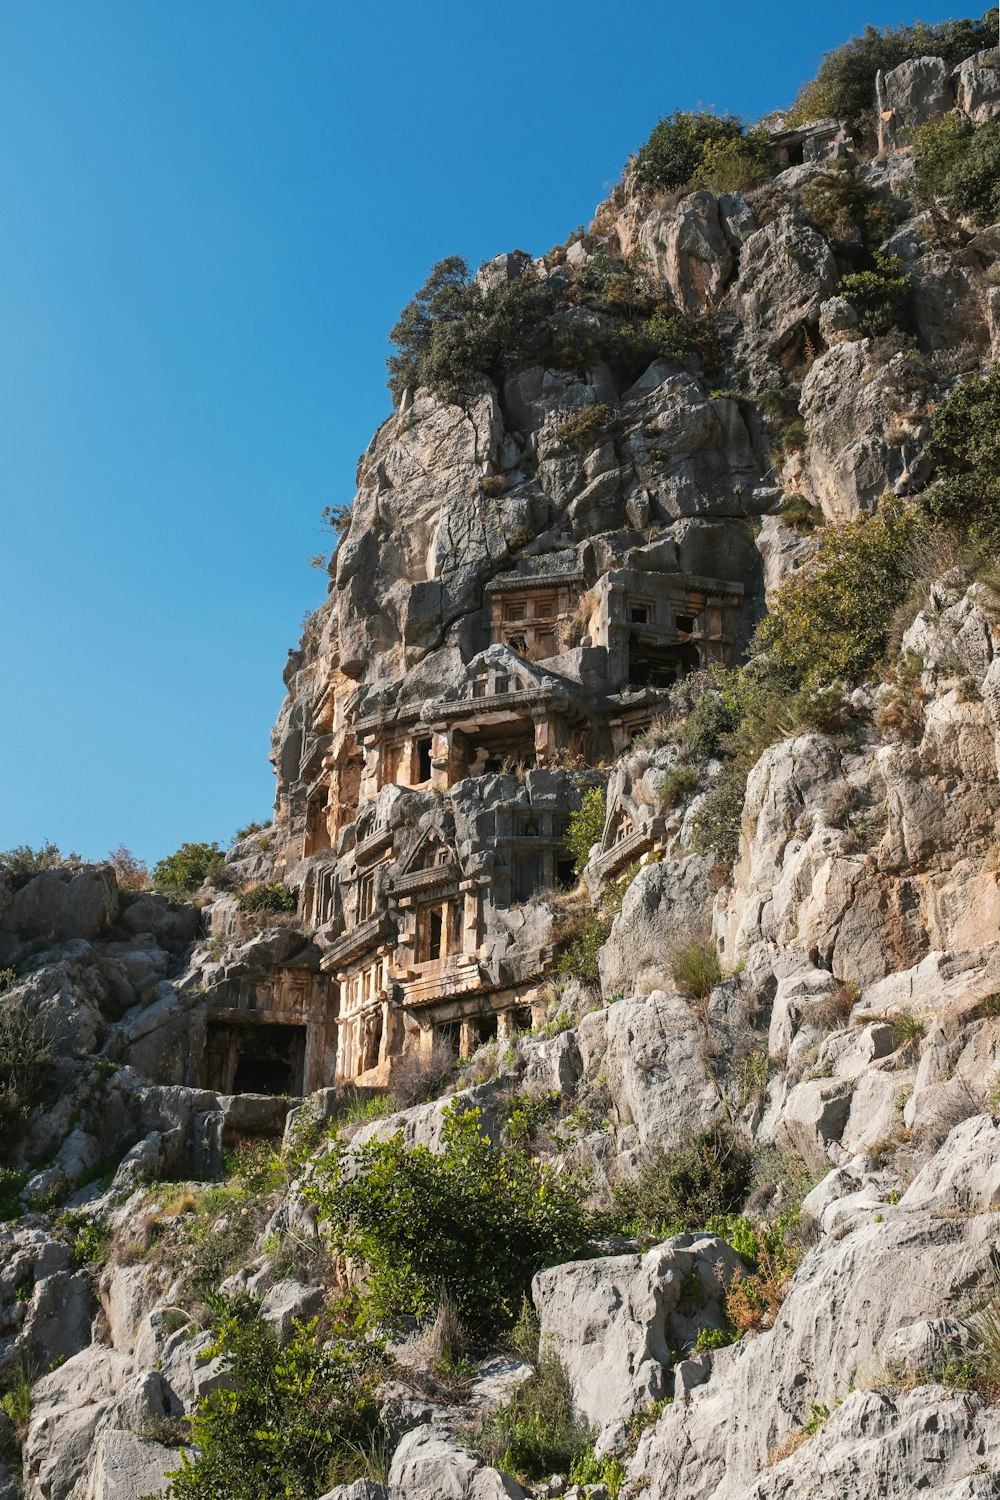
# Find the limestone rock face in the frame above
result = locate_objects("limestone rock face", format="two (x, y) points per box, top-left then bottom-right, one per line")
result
(8, 41), (1000, 1500)
(533, 1235), (743, 1444)
(876, 56), (953, 152)
(599, 855), (714, 996)
(953, 49), (1000, 125)
(627, 1115), (1000, 1498)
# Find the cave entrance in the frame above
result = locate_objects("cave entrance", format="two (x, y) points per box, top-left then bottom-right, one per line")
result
(627, 636), (700, 689)
(204, 1020), (307, 1097)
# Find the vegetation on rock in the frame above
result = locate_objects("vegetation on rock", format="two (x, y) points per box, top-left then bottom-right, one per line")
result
(914, 115), (1000, 226)
(164, 1302), (385, 1500)
(306, 1103), (588, 1337)
(634, 110), (772, 195)
(786, 13), (997, 135)
(152, 841), (225, 894)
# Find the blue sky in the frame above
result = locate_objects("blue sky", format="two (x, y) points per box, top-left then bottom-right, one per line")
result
(0, 0), (968, 864)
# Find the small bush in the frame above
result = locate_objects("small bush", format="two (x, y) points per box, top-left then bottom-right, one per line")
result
(0, 1168), (24, 1221)
(750, 503), (926, 692)
(230, 819), (273, 846)
(236, 882), (297, 916)
(779, 494), (822, 533)
(163, 1304), (386, 1500)
(838, 254), (910, 337)
(551, 403), (616, 448)
(564, 786), (607, 874)
(555, 910), (612, 984)
(694, 128), (773, 193)
(660, 765), (700, 809)
(689, 765), (748, 865)
(306, 1104), (587, 1337)
(0, 996), (55, 1157)
(0, 844), (77, 892)
(473, 1345), (593, 1483)
(569, 1447), (627, 1497)
(678, 683), (739, 760)
(610, 1124), (753, 1237)
(322, 503), (353, 537)
(0, 1365), (34, 1440)
(801, 166), (895, 246)
(107, 844), (150, 892)
(152, 842), (225, 895)
(670, 939), (723, 1000)
(915, 114), (1000, 227)
(387, 1034), (456, 1108)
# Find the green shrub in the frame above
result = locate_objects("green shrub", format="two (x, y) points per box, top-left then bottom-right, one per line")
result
(152, 842), (225, 895)
(306, 1104), (587, 1337)
(779, 494), (822, 533)
(693, 128), (773, 193)
(0, 1168), (24, 1222)
(555, 910), (612, 984)
(660, 765), (700, 808)
(678, 684), (739, 760)
(925, 364), (1000, 546)
(474, 1345), (593, 1482)
(787, 15), (997, 136)
(635, 111), (768, 194)
(800, 166), (895, 246)
(569, 1446), (627, 1497)
(230, 819), (273, 845)
(564, 786), (607, 874)
(0, 1365), (34, 1440)
(322, 503), (353, 537)
(750, 503), (926, 693)
(0, 844), (77, 891)
(838, 253), (910, 337)
(669, 939), (723, 1000)
(689, 765), (748, 865)
(915, 115), (1000, 226)
(163, 1304), (385, 1500)
(0, 996), (54, 1158)
(610, 1124), (753, 1237)
(236, 882), (297, 916)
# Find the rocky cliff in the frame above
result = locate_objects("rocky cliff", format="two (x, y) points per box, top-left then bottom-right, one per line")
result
(3, 21), (1000, 1500)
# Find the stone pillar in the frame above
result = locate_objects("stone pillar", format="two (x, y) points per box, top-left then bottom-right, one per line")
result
(431, 728), (452, 790)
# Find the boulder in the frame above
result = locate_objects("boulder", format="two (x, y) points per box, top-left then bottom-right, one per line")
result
(532, 1235), (742, 1443)
(877, 56), (953, 153)
(599, 856), (714, 997)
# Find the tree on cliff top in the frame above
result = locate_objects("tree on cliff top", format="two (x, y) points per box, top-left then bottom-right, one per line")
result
(386, 256), (557, 406)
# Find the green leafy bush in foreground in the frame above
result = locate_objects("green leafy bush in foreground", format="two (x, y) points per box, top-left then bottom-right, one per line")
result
(164, 1303), (385, 1500)
(305, 1104), (587, 1337)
